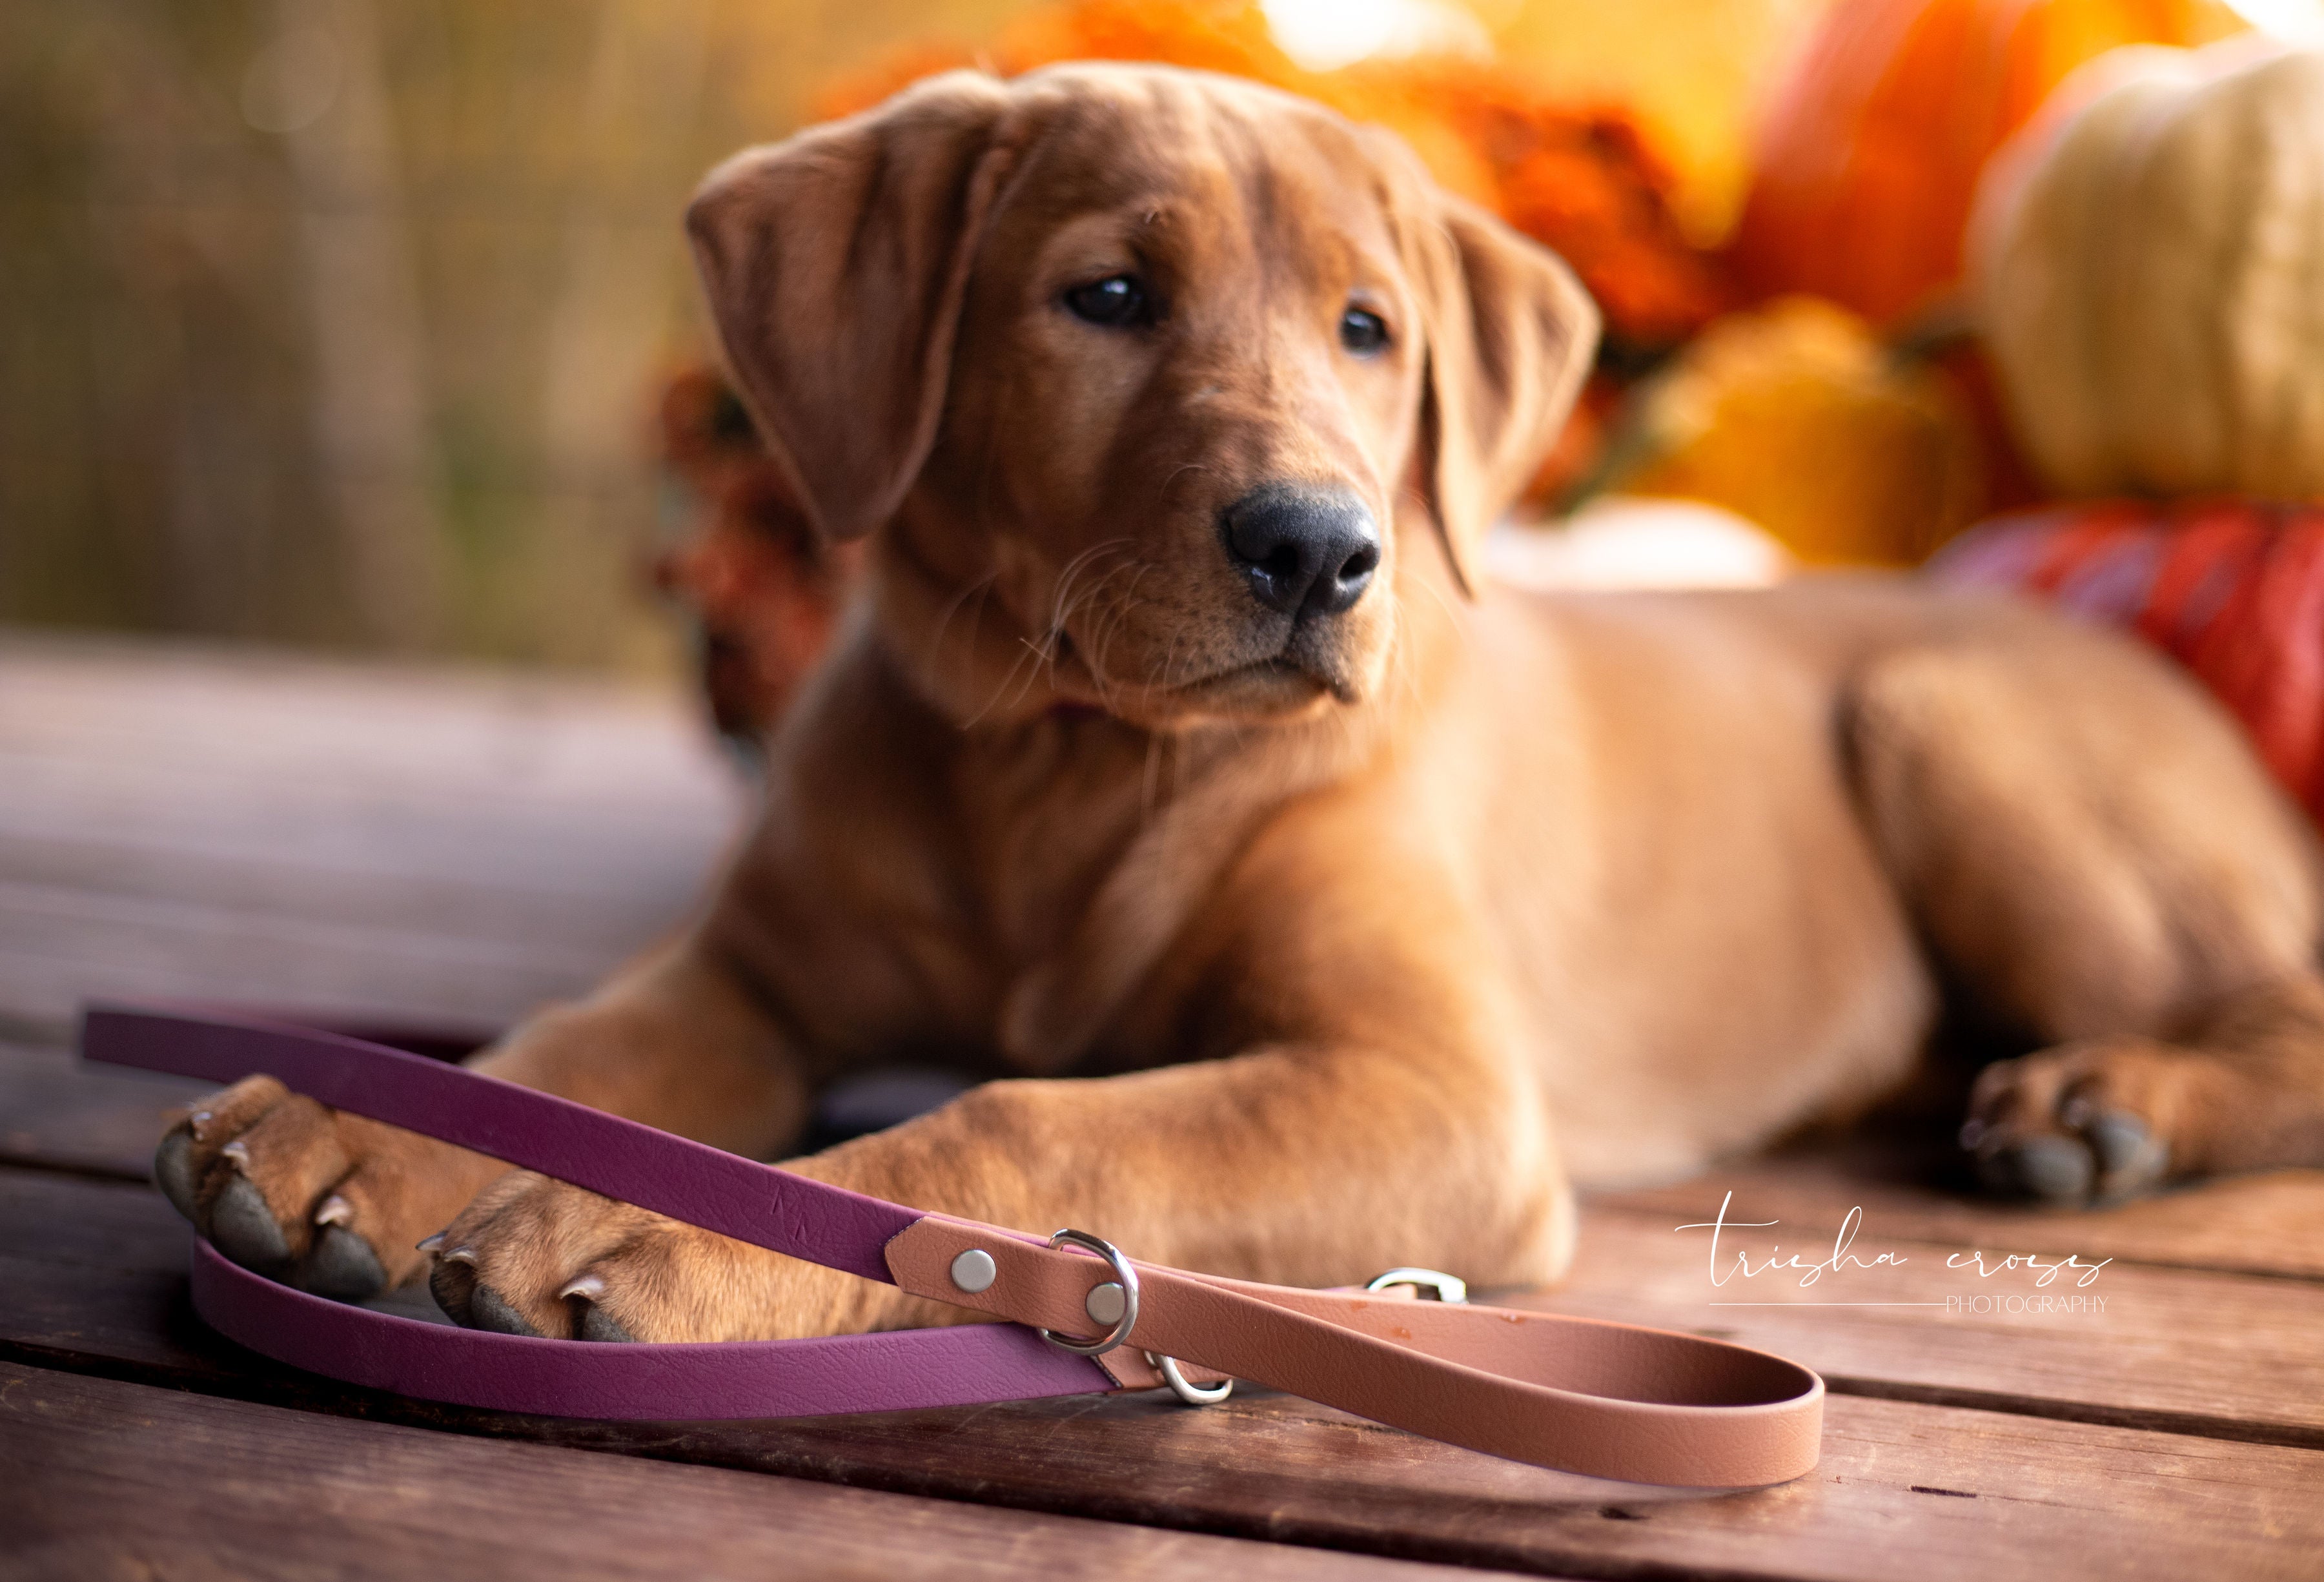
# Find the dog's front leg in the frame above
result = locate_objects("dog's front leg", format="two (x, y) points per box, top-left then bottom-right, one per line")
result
(826, 1035), (1577, 1300)
(431, 1014), (1574, 1344)
(152, 938), (810, 1308)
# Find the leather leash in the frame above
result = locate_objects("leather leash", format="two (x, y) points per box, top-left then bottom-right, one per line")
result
(81, 1003), (1823, 1487)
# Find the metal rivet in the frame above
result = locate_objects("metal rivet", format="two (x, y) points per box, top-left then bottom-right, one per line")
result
(1039, 1229), (1139, 1355)
(1085, 1280), (1127, 1327)
(950, 1248), (997, 1294)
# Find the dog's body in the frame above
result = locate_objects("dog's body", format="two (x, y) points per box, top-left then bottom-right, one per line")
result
(156, 65), (2324, 1345)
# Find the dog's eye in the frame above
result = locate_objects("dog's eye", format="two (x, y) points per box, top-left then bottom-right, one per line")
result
(1340, 306), (1389, 355)
(1063, 275), (1152, 328)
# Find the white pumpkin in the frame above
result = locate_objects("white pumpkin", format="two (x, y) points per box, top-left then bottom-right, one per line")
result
(1970, 37), (2324, 500)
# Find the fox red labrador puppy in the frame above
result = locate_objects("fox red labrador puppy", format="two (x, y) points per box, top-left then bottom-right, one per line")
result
(156, 64), (2324, 1344)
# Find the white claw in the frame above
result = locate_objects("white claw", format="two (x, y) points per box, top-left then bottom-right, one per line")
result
(439, 1246), (479, 1267)
(314, 1194), (353, 1228)
(558, 1275), (607, 1303)
(416, 1232), (447, 1253)
(220, 1140), (252, 1168)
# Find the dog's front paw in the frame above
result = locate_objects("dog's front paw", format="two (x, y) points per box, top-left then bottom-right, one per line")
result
(1960, 1040), (2183, 1204)
(422, 1170), (888, 1342)
(154, 1075), (504, 1299)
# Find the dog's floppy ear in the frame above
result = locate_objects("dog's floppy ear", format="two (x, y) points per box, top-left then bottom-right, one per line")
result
(686, 72), (1017, 543)
(1403, 189), (1600, 597)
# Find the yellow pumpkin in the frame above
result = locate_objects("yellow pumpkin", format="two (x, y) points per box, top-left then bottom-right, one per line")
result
(1971, 38), (2324, 500)
(1601, 296), (1987, 566)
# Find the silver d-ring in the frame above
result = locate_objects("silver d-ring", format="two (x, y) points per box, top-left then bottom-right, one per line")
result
(1365, 1266), (1469, 1304)
(1037, 1228), (1140, 1355)
(1145, 1350), (1234, 1406)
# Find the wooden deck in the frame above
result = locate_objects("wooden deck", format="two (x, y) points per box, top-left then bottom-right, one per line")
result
(4, 630), (2321, 1581)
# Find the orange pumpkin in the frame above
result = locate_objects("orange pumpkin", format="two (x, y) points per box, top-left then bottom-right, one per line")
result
(1605, 296), (1987, 566)
(1933, 500), (2324, 826)
(1728, 0), (2237, 328)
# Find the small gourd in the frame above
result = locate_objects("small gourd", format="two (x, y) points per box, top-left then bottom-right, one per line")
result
(1971, 38), (2324, 500)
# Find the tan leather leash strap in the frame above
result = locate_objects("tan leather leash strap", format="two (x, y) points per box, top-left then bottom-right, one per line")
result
(889, 1216), (1822, 1487)
(83, 1003), (1822, 1487)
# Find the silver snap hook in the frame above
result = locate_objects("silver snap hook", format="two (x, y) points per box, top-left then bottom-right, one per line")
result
(1143, 1350), (1234, 1406)
(1364, 1267), (1468, 1304)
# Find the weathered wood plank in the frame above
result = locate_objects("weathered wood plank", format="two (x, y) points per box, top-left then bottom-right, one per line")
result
(1592, 1134), (2324, 1281)
(0, 1040), (205, 1180)
(0, 879), (618, 1038)
(1, 1169), (199, 1275)
(0, 635), (738, 813)
(1534, 1205), (2324, 1449)
(3, 1169), (2319, 1582)
(0, 827), (702, 958)
(0, 634), (742, 1041)
(0, 752), (730, 921)
(0, 1364), (1494, 1582)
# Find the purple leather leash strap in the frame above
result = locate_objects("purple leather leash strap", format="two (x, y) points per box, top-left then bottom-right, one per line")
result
(87, 1005), (922, 1277)
(81, 1003), (1824, 1486)
(83, 1003), (1115, 1418)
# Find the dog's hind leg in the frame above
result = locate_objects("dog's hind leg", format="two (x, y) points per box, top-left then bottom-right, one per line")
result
(1844, 624), (2324, 1202)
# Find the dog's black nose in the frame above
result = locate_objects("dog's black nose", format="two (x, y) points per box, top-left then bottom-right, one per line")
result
(1221, 486), (1380, 619)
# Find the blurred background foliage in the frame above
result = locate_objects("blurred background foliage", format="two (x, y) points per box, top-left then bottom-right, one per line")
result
(0, 0), (1828, 673)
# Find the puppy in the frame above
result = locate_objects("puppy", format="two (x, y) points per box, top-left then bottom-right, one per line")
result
(156, 64), (2324, 1343)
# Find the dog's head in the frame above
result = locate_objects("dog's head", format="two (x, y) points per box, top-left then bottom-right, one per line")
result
(688, 64), (1596, 728)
